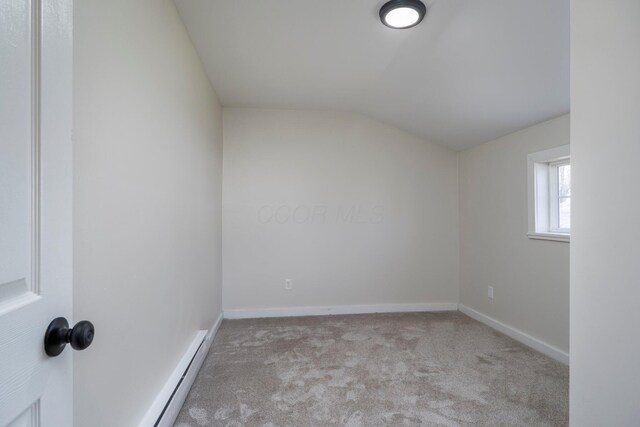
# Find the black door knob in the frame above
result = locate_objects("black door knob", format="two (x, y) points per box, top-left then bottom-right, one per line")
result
(44, 317), (95, 357)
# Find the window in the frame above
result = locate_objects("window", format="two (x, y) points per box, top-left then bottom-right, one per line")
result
(527, 145), (570, 242)
(549, 160), (571, 232)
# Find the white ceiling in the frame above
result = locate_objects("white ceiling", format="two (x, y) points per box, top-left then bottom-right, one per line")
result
(175, 0), (569, 150)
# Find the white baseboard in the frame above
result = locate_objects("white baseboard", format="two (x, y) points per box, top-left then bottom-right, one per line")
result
(224, 302), (458, 320)
(139, 312), (224, 427)
(458, 304), (569, 365)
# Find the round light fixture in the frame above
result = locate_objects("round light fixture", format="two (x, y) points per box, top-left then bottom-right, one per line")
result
(379, 0), (426, 29)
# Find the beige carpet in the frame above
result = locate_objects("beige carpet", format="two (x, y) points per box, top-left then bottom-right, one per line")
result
(174, 312), (568, 426)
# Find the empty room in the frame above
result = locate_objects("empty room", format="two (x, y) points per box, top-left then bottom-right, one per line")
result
(1, 0), (639, 426)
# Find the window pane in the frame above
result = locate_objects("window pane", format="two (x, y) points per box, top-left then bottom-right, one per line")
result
(559, 164), (571, 197)
(559, 197), (571, 229)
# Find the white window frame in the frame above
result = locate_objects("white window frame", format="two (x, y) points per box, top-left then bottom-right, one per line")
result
(527, 145), (570, 242)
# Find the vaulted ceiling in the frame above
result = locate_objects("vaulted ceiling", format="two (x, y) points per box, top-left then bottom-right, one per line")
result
(175, 0), (569, 150)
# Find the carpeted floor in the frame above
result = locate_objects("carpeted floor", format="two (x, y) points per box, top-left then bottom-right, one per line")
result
(173, 312), (568, 427)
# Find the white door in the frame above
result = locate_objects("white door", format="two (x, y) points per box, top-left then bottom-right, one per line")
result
(0, 0), (73, 426)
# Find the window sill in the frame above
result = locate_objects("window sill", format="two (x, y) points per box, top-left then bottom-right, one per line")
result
(527, 232), (570, 243)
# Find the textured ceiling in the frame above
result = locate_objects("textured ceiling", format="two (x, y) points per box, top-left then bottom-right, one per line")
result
(175, 0), (569, 150)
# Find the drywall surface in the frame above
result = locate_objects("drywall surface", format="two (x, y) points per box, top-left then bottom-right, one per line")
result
(571, 1), (640, 424)
(73, 0), (223, 425)
(175, 0), (569, 150)
(223, 108), (459, 311)
(459, 115), (570, 353)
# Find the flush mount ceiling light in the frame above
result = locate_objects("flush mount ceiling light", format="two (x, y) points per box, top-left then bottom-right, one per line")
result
(379, 0), (426, 29)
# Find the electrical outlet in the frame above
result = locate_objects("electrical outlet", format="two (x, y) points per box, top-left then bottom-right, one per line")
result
(285, 279), (293, 291)
(488, 286), (494, 300)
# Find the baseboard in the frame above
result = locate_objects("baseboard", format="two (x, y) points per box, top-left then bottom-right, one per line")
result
(139, 312), (224, 427)
(224, 302), (459, 319)
(458, 304), (569, 365)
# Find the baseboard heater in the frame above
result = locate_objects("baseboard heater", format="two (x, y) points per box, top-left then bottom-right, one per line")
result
(153, 333), (208, 427)
(139, 315), (222, 427)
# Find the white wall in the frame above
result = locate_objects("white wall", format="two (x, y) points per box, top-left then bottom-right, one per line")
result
(223, 108), (459, 313)
(459, 115), (570, 354)
(73, 0), (223, 426)
(571, 1), (640, 424)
